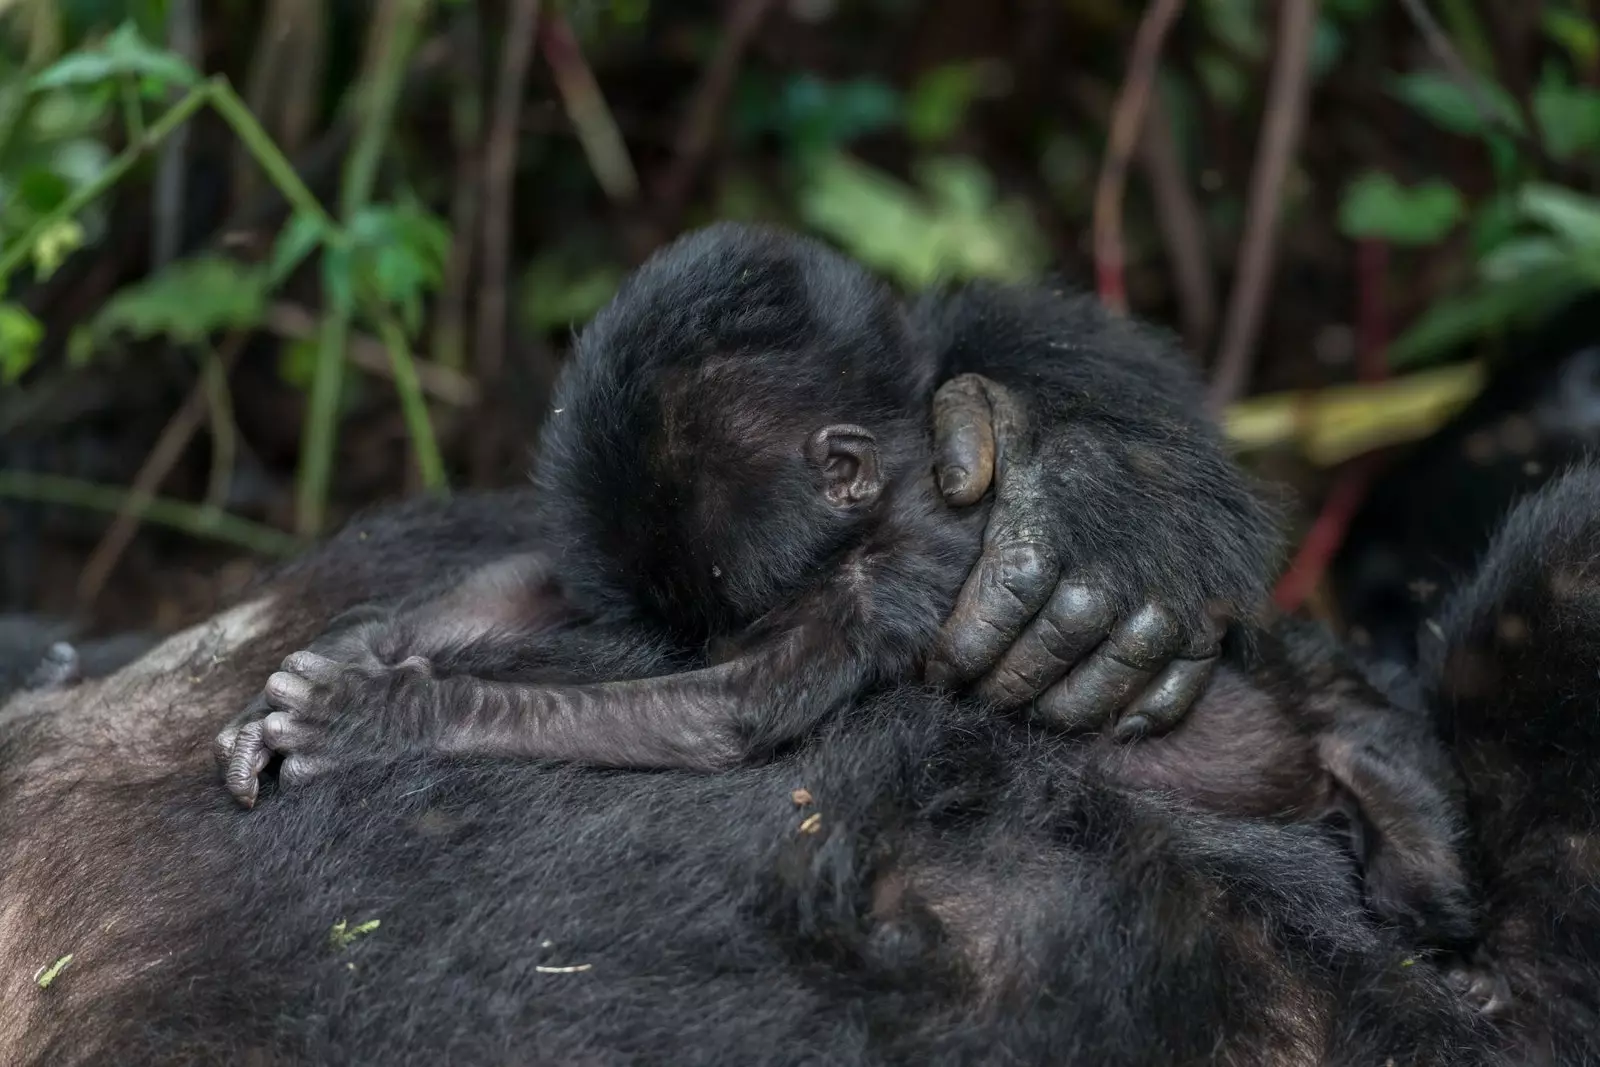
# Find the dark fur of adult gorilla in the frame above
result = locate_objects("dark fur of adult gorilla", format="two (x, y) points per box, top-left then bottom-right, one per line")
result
(0, 226), (1511, 1065)
(0, 489), (1505, 1066)
(1423, 463), (1600, 1063)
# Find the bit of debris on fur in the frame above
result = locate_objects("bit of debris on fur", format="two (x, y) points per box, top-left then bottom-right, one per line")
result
(791, 788), (813, 806)
(1400, 957), (1415, 968)
(799, 813), (822, 834)
(34, 954), (73, 989)
(535, 963), (593, 974)
(329, 918), (382, 950)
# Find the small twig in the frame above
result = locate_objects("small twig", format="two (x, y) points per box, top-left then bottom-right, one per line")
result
(3, 471), (300, 560)
(153, 0), (198, 268)
(473, 0), (542, 484)
(198, 341), (238, 511)
(432, 4), (486, 374)
(118, 78), (146, 143)
(76, 336), (245, 608)
(1271, 216), (1392, 613)
(236, 0), (326, 208)
(1139, 92), (1216, 351)
(1397, 0), (1526, 143)
(265, 303), (480, 406)
(1272, 454), (1380, 613)
(540, 9), (639, 204)
(1207, 0), (1320, 410)
(1091, 0), (1188, 315)
(656, 0), (777, 220)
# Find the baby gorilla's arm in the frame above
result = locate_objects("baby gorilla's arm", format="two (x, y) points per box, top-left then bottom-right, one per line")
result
(217, 538), (946, 807)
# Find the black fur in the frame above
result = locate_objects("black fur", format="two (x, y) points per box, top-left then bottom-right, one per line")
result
(0, 490), (1503, 1063)
(1423, 463), (1600, 1062)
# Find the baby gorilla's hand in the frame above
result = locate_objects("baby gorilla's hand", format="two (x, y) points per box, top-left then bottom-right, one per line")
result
(215, 650), (439, 809)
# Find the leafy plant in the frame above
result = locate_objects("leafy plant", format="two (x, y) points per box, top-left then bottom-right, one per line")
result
(0, 17), (450, 540)
(1339, 172), (1464, 246)
(1388, 184), (1600, 368)
(798, 152), (1047, 289)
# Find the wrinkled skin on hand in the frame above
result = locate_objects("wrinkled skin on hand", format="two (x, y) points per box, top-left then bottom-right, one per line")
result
(926, 373), (1243, 739)
(213, 610), (441, 808)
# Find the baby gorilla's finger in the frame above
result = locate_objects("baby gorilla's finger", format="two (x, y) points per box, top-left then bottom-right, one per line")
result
(262, 710), (317, 754)
(279, 754), (331, 788)
(931, 374), (996, 506)
(213, 693), (272, 769)
(1033, 602), (1183, 732)
(212, 724), (240, 769)
(264, 670), (315, 713)
(926, 542), (1059, 687)
(280, 649), (343, 682)
(225, 720), (272, 809)
(1112, 612), (1225, 739)
(973, 581), (1115, 707)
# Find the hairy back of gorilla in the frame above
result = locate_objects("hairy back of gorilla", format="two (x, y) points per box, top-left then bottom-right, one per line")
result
(0, 486), (1510, 1067)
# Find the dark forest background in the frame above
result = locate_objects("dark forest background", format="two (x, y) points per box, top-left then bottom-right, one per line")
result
(3, 0), (1596, 640)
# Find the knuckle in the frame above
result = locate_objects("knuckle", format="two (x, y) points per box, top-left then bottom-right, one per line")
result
(977, 665), (1038, 708)
(1112, 603), (1182, 663)
(211, 728), (237, 766)
(262, 711), (296, 748)
(996, 541), (1057, 588)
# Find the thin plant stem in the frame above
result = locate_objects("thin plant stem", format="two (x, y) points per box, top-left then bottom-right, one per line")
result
(0, 471), (301, 558)
(374, 309), (448, 492)
(0, 82), (211, 283)
(118, 77), (146, 142)
(199, 342), (238, 511)
(0, 76), (338, 287)
(294, 0), (433, 537)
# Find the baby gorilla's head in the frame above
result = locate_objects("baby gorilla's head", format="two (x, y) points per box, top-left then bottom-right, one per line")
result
(537, 223), (941, 638)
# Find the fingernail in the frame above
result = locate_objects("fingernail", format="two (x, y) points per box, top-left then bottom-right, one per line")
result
(1113, 714), (1151, 741)
(938, 466), (969, 499)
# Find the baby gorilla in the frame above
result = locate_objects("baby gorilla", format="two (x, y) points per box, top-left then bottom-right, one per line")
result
(220, 223), (988, 800)
(217, 224), (1476, 954)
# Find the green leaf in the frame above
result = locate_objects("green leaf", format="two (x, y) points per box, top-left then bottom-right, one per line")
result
(267, 211), (328, 288)
(0, 303), (45, 384)
(1533, 77), (1600, 162)
(1195, 50), (1248, 111)
(1469, 191), (1519, 257)
(1388, 265), (1590, 369)
(1543, 9), (1600, 71)
(1390, 71), (1525, 138)
(797, 152), (1047, 290)
(1310, 17), (1345, 80)
(30, 219), (86, 279)
(1519, 183), (1600, 248)
(92, 256), (267, 344)
(66, 326), (96, 368)
(1338, 171), (1463, 245)
(345, 200), (452, 336)
(905, 62), (990, 145)
(1199, 0), (1266, 59)
(31, 21), (201, 92)
(1478, 236), (1567, 282)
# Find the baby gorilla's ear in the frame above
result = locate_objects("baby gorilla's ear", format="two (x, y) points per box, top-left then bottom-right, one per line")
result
(806, 424), (883, 508)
